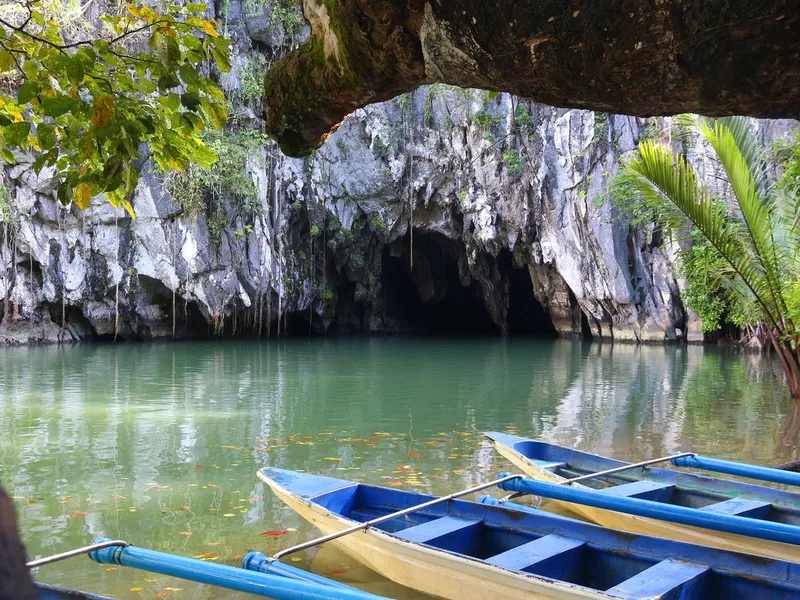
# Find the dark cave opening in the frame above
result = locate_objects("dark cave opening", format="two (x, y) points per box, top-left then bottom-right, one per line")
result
(506, 267), (558, 338)
(501, 251), (558, 338)
(381, 233), (500, 336)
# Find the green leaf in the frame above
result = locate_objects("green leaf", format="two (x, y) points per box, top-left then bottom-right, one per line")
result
(66, 59), (85, 85)
(181, 91), (201, 111)
(42, 96), (77, 118)
(4, 122), (31, 145)
(158, 73), (181, 90)
(487, 91), (500, 101)
(187, 3), (208, 12)
(140, 79), (157, 94)
(160, 35), (181, 69)
(193, 143), (218, 168)
(37, 123), (56, 150)
(211, 44), (231, 73)
(17, 82), (40, 104)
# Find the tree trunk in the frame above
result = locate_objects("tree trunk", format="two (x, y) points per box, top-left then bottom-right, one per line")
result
(769, 330), (800, 399)
(0, 485), (38, 600)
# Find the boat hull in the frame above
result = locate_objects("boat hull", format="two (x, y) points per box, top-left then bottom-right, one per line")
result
(264, 475), (611, 600)
(487, 434), (800, 562)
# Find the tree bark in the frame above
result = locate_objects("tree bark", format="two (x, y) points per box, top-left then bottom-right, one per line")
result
(264, 0), (800, 157)
(0, 485), (37, 600)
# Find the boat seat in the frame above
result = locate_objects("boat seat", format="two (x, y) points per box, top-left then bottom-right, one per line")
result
(606, 559), (710, 599)
(699, 497), (772, 519)
(599, 480), (675, 502)
(486, 534), (585, 575)
(529, 459), (568, 471)
(394, 516), (481, 544)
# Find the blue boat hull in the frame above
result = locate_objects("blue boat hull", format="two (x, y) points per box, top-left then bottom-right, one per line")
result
(259, 467), (800, 600)
(485, 431), (800, 561)
(36, 583), (114, 599)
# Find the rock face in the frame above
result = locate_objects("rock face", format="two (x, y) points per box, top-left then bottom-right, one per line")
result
(264, 0), (800, 157)
(0, 2), (797, 344)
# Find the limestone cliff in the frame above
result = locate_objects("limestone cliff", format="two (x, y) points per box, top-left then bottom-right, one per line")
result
(0, 1), (796, 344)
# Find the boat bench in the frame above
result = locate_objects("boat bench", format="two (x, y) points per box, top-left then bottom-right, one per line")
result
(606, 559), (710, 599)
(529, 459), (568, 471)
(599, 480), (675, 502)
(486, 534), (585, 581)
(394, 516), (481, 544)
(699, 497), (772, 519)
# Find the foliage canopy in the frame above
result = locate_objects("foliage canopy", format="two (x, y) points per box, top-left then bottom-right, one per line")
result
(0, 0), (231, 216)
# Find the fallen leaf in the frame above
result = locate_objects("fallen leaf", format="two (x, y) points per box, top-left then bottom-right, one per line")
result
(195, 465), (205, 470)
(290, 557), (302, 562)
(322, 457), (341, 461)
(27, 500), (36, 504)
(105, 567), (118, 572)
(408, 451), (420, 457)
(388, 482), (404, 487)
(156, 593), (169, 598)
(178, 531), (192, 536)
(222, 513), (236, 517)
(261, 530), (288, 537)
(192, 552), (220, 560)
(67, 511), (91, 516)
(330, 568), (350, 575)
(129, 587), (143, 592)
(144, 577), (157, 583)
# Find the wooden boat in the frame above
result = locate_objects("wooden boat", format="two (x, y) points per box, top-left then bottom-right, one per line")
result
(258, 467), (800, 600)
(485, 431), (800, 562)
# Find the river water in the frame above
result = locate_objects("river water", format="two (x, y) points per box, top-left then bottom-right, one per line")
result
(1, 339), (798, 598)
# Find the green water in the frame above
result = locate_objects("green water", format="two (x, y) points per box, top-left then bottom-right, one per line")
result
(1, 339), (798, 599)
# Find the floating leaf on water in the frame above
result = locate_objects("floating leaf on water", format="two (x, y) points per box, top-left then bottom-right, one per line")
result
(28, 500), (37, 504)
(330, 568), (350, 575)
(144, 577), (157, 583)
(67, 511), (91, 516)
(387, 482), (404, 487)
(260, 530), (288, 537)
(322, 457), (341, 461)
(163, 588), (183, 591)
(408, 452), (420, 458)
(155, 593), (169, 598)
(286, 527), (297, 532)
(195, 465), (205, 470)
(222, 513), (235, 517)
(206, 542), (220, 547)
(129, 587), (143, 592)
(105, 567), (118, 572)
(192, 552), (219, 560)
(290, 557), (302, 562)
(178, 531), (192, 536)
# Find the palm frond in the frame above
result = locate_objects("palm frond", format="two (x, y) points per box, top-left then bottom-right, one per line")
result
(697, 118), (787, 319)
(611, 141), (782, 328)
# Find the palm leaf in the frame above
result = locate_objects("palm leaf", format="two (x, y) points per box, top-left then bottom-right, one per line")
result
(611, 141), (781, 329)
(697, 118), (787, 320)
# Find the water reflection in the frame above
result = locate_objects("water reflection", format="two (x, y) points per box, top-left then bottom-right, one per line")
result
(0, 339), (796, 598)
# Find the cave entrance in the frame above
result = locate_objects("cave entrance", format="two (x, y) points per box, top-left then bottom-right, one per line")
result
(381, 232), (500, 336)
(501, 251), (557, 337)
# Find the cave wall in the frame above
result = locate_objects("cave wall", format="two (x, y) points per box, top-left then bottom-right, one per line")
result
(0, 0), (797, 344)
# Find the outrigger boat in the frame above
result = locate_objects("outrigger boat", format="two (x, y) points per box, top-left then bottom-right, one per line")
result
(485, 431), (800, 561)
(258, 467), (800, 600)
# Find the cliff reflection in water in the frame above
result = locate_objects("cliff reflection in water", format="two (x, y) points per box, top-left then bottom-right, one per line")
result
(0, 340), (796, 598)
